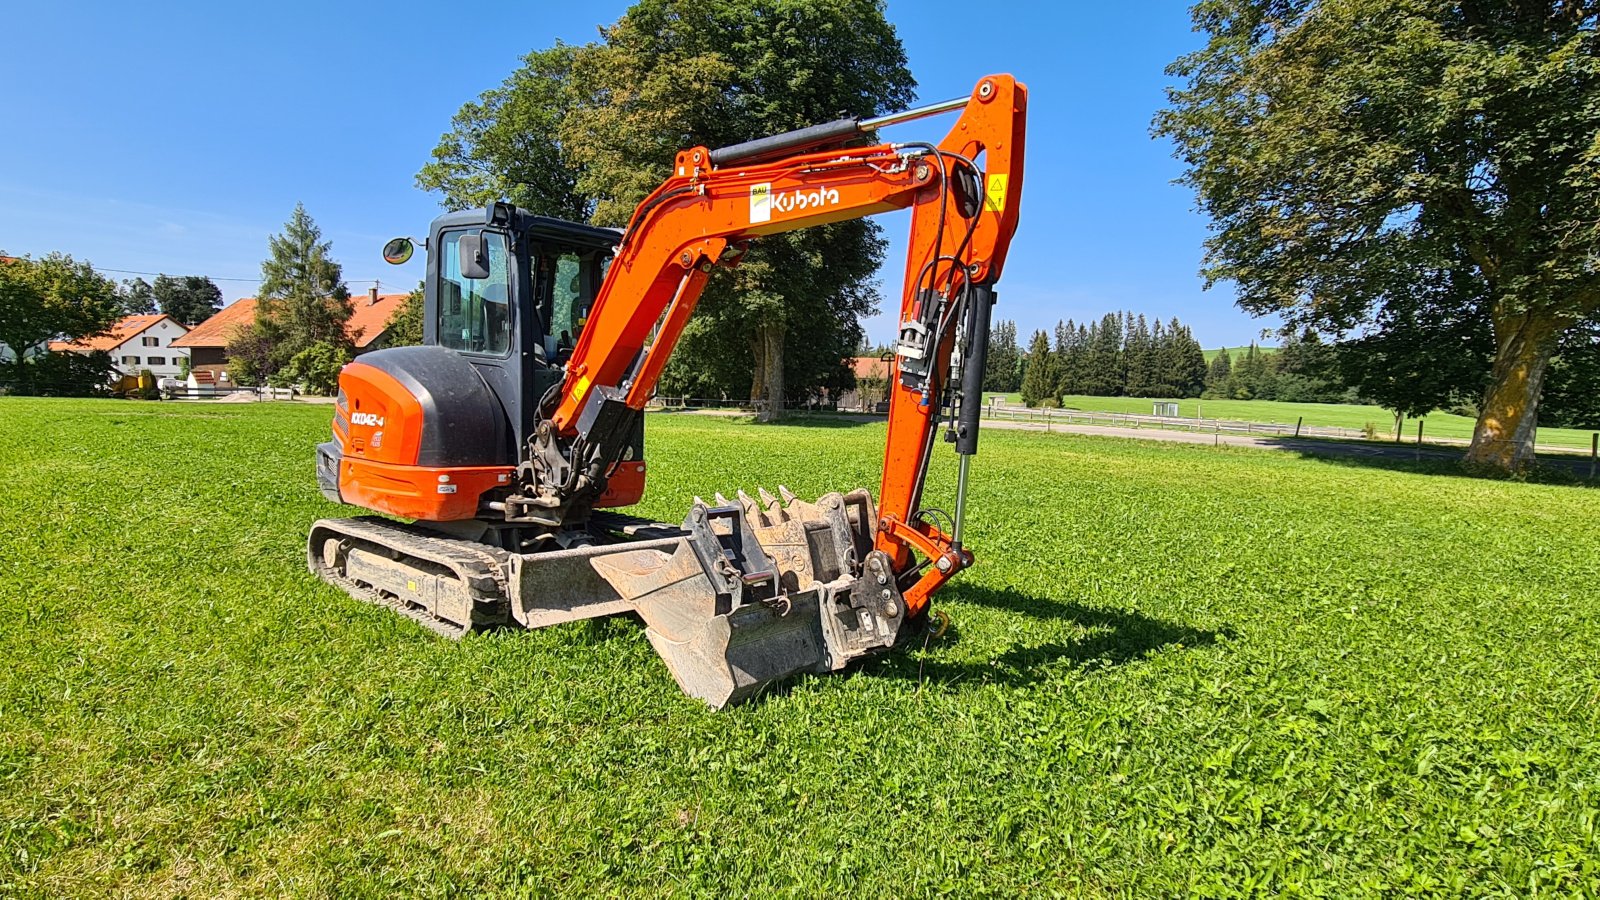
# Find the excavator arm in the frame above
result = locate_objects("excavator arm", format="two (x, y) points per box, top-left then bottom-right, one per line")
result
(545, 74), (1027, 616)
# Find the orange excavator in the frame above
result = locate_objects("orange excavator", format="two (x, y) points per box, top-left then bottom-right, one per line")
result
(309, 75), (1026, 706)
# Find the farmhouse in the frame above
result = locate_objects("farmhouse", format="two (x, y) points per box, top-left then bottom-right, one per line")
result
(47, 313), (191, 379)
(837, 355), (890, 412)
(171, 287), (408, 379)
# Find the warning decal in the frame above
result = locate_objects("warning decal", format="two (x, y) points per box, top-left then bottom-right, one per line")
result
(750, 183), (772, 223)
(984, 174), (1008, 214)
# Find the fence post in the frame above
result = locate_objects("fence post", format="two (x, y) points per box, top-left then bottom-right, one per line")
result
(1591, 433), (1597, 480)
(1294, 415), (1302, 438)
(1416, 419), (1424, 461)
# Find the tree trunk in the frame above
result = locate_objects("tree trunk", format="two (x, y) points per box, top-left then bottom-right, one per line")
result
(1464, 312), (1563, 472)
(753, 323), (785, 423)
(748, 333), (765, 408)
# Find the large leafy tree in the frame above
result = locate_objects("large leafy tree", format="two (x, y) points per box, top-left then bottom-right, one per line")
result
(416, 45), (592, 220)
(120, 277), (157, 315)
(153, 275), (222, 327)
(0, 253), (124, 391)
(229, 204), (352, 381)
(1338, 279), (1493, 434)
(420, 0), (915, 421)
(1157, 0), (1600, 471)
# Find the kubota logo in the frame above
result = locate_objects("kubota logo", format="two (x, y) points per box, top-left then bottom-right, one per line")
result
(750, 183), (840, 223)
(350, 412), (384, 427)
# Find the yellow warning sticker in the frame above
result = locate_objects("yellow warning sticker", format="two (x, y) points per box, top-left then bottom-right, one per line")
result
(573, 374), (591, 403)
(984, 174), (1008, 213)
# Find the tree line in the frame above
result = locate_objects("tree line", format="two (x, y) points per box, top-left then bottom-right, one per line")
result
(983, 312), (1210, 405)
(988, 305), (1600, 433)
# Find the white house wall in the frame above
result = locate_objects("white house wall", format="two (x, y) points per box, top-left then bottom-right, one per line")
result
(111, 319), (191, 379)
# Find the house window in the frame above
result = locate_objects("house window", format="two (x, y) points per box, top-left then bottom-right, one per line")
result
(121, 355), (139, 366)
(147, 356), (166, 366)
(142, 336), (159, 347)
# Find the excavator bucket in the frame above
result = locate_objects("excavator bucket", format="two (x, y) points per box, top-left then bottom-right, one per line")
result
(308, 488), (907, 707)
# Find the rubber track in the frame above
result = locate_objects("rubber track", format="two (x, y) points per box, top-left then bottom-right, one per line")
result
(307, 516), (514, 640)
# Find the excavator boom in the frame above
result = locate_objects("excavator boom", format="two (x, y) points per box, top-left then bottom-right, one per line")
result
(308, 75), (1027, 707)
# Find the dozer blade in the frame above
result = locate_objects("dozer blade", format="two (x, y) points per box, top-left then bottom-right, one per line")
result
(307, 488), (906, 707)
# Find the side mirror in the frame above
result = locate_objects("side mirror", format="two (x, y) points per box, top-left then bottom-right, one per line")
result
(381, 237), (414, 265)
(458, 233), (490, 280)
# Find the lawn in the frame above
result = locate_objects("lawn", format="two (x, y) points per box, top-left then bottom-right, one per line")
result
(2, 398), (1597, 896)
(1042, 394), (1599, 452)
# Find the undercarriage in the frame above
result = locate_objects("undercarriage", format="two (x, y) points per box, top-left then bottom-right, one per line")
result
(309, 487), (906, 707)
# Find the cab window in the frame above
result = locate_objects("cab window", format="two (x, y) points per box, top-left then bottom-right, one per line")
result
(438, 229), (511, 355)
(549, 253), (584, 347)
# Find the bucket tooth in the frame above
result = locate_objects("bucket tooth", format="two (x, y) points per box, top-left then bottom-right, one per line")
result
(713, 491), (731, 507)
(779, 485), (798, 505)
(757, 487), (782, 519)
(735, 489), (766, 525)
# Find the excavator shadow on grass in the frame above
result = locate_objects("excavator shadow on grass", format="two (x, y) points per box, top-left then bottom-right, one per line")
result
(859, 583), (1231, 692)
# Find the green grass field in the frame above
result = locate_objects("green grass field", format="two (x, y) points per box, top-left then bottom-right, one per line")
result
(3, 399), (1598, 896)
(1203, 345), (1278, 363)
(982, 393), (1600, 452)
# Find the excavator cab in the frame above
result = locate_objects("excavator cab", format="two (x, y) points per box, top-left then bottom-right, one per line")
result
(314, 208), (645, 526)
(421, 205), (621, 456)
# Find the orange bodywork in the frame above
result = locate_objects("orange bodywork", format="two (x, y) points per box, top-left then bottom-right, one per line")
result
(334, 361), (647, 521)
(551, 75), (1028, 615)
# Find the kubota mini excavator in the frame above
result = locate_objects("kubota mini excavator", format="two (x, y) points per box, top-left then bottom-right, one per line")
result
(309, 75), (1026, 707)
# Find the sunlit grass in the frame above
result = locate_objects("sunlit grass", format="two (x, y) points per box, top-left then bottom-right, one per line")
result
(1, 398), (1597, 896)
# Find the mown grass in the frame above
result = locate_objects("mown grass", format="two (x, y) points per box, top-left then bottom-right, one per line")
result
(1, 398), (1598, 897)
(1048, 394), (1599, 452)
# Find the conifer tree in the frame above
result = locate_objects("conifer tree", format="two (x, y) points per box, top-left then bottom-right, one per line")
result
(1019, 329), (1056, 407)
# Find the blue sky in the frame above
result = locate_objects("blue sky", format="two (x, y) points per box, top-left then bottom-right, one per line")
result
(0, 1), (1278, 348)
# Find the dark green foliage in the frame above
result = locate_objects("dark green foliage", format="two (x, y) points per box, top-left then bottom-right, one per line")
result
(1156, 0), (1600, 469)
(273, 342), (352, 395)
(1338, 284), (1493, 424)
(415, 45), (592, 220)
(383, 282), (425, 348)
(1048, 312), (1208, 399)
(1273, 330), (1349, 403)
(153, 275), (223, 327)
(1205, 347), (1232, 397)
(1019, 329), (1055, 407)
(3, 399), (1600, 894)
(119, 277), (157, 315)
(983, 319), (1022, 393)
(1542, 317), (1600, 429)
(1, 350), (115, 397)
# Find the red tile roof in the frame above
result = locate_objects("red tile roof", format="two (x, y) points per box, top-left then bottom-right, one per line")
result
(851, 356), (890, 380)
(169, 299), (257, 349)
(172, 292), (408, 350)
(345, 292), (408, 348)
(48, 314), (174, 353)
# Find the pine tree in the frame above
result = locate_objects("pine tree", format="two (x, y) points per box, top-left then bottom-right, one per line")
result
(232, 204), (353, 380)
(983, 319), (1022, 393)
(1019, 329), (1056, 407)
(1168, 319), (1209, 397)
(1204, 347), (1233, 397)
(1053, 318), (1083, 396)
(1125, 314), (1156, 396)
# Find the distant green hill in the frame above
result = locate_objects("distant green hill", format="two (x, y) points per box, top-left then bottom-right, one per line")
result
(1204, 345), (1278, 363)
